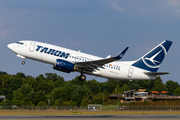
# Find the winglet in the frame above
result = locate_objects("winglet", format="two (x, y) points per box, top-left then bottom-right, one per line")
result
(114, 47), (129, 59)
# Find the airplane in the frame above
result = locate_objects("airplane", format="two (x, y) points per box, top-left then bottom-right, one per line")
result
(7, 40), (172, 81)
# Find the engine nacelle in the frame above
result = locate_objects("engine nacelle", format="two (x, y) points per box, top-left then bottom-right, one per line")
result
(54, 59), (78, 73)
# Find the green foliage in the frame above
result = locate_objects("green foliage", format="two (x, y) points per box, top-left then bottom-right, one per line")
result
(87, 79), (101, 94)
(37, 101), (47, 106)
(173, 87), (180, 96)
(101, 79), (118, 93)
(92, 93), (109, 104)
(71, 85), (92, 105)
(81, 95), (91, 106)
(1, 99), (11, 106)
(0, 71), (179, 106)
(166, 80), (179, 95)
(116, 84), (130, 94)
(53, 99), (60, 106)
(128, 81), (140, 90)
(92, 93), (104, 104)
(153, 77), (165, 92)
(146, 80), (155, 92)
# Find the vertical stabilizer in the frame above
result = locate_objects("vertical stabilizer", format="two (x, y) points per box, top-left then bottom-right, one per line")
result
(132, 40), (172, 72)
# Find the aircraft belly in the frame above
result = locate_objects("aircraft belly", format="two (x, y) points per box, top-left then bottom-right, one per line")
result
(100, 69), (125, 80)
(130, 69), (157, 80)
(24, 51), (55, 65)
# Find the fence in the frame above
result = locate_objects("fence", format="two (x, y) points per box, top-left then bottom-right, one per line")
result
(0, 105), (180, 111)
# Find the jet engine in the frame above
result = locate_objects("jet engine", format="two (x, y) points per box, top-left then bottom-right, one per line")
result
(53, 59), (78, 73)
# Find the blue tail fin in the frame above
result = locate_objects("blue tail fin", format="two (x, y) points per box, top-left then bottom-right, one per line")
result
(132, 40), (172, 72)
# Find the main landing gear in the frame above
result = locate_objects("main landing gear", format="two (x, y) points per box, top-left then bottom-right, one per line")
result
(79, 73), (86, 81)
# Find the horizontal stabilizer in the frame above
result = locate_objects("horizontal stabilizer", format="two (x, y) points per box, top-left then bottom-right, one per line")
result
(144, 72), (170, 76)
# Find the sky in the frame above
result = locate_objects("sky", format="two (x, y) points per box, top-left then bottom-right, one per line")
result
(0, 0), (180, 83)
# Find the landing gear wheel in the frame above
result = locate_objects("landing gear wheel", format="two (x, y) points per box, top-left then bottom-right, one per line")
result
(22, 61), (25, 65)
(79, 74), (86, 81)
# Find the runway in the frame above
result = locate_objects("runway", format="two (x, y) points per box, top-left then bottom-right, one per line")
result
(0, 115), (180, 120)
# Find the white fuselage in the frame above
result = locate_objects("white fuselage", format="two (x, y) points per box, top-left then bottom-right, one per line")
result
(8, 40), (156, 80)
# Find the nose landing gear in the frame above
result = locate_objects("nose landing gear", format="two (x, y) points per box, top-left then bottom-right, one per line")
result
(17, 54), (26, 65)
(22, 61), (25, 65)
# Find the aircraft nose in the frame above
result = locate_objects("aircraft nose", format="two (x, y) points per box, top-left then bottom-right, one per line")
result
(7, 43), (13, 50)
(7, 43), (16, 52)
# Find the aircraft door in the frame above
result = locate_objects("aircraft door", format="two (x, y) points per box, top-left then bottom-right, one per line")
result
(29, 42), (36, 52)
(127, 67), (133, 78)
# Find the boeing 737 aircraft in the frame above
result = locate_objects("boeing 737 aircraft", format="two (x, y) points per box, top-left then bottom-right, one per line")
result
(7, 40), (172, 81)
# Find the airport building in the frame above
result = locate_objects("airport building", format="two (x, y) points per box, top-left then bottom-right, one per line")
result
(110, 89), (180, 103)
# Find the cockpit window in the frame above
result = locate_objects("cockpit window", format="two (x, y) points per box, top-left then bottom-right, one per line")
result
(16, 42), (24, 45)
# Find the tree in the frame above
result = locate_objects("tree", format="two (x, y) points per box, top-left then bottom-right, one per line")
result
(50, 87), (65, 104)
(16, 72), (26, 78)
(37, 79), (48, 93)
(146, 80), (155, 92)
(70, 76), (87, 86)
(70, 85), (92, 105)
(137, 80), (148, 89)
(101, 79), (118, 93)
(36, 90), (46, 104)
(118, 80), (129, 87)
(92, 93), (109, 104)
(45, 73), (64, 82)
(81, 95), (92, 106)
(47, 80), (55, 93)
(0, 74), (10, 88)
(0, 71), (7, 75)
(13, 84), (35, 106)
(117, 84), (130, 94)
(92, 93), (104, 104)
(128, 81), (140, 90)
(35, 74), (45, 82)
(87, 79), (101, 94)
(173, 87), (180, 96)
(166, 80), (179, 95)
(53, 99), (60, 106)
(37, 101), (47, 106)
(25, 76), (39, 92)
(153, 77), (165, 92)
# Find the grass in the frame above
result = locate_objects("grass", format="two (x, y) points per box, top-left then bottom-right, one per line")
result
(0, 110), (179, 115)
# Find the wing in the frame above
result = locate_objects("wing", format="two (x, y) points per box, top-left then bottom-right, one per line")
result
(75, 47), (129, 73)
